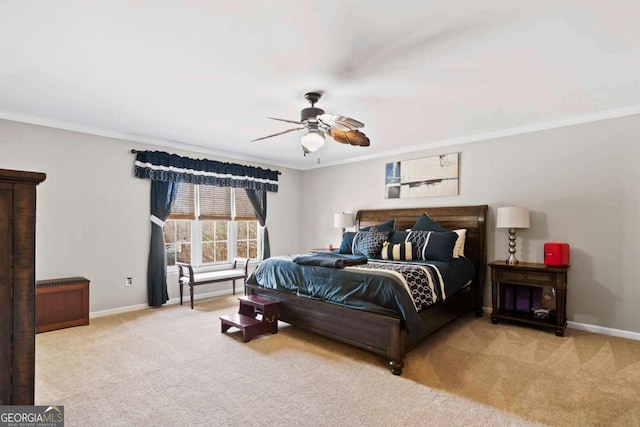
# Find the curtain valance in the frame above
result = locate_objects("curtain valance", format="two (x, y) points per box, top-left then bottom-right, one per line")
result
(134, 150), (279, 192)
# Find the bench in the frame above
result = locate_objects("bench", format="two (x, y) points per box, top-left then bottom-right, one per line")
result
(176, 258), (249, 309)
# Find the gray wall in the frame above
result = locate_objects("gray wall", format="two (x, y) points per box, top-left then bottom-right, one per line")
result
(301, 114), (640, 334)
(0, 119), (302, 312)
(2, 114), (639, 333)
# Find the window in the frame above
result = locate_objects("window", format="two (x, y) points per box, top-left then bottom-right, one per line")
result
(164, 183), (259, 267)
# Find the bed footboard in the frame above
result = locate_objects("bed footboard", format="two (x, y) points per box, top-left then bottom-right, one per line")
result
(246, 284), (408, 374)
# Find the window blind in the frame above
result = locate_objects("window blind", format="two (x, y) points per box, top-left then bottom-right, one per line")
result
(168, 182), (195, 220)
(235, 189), (257, 220)
(199, 185), (232, 220)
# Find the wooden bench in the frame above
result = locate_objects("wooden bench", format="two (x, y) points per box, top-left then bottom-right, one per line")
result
(176, 258), (249, 309)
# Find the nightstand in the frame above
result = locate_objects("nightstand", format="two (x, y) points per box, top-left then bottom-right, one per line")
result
(489, 261), (569, 336)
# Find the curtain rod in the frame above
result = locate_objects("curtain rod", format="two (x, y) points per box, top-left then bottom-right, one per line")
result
(130, 149), (282, 175)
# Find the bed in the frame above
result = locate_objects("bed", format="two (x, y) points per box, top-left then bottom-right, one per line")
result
(245, 205), (488, 375)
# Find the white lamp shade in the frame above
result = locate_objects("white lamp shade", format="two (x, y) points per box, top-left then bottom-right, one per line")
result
(496, 207), (530, 229)
(301, 130), (325, 152)
(334, 212), (354, 228)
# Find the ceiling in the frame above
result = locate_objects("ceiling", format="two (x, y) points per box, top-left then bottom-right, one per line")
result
(1, 1), (639, 170)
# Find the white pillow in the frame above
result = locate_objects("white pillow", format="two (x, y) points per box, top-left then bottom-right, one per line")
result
(453, 229), (467, 258)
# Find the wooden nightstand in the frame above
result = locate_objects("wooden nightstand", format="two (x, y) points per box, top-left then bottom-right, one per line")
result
(489, 261), (569, 336)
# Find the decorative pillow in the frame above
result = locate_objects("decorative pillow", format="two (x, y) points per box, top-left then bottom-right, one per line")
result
(380, 241), (413, 261)
(453, 229), (467, 258)
(406, 230), (457, 262)
(389, 230), (409, 245)
(411, 213), (448, 232)
(352, 227), (388, 258)
(360, 219), (396, 233)
(338, 232), (356, 254)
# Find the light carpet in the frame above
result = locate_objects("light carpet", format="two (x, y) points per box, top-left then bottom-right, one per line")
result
(35, 295), (640, 426)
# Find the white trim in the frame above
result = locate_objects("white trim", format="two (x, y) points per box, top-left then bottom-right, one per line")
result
(481, 307), (640, 341)
(89, 288), (238, 319)
(134, 160), (278, 186)
(0, 110), (295, 170)
(3, 104), (640, 172)
(299, 104), (640, 170)
(566, 321), (640, 341)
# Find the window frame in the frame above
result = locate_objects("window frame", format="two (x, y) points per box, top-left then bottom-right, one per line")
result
(164, 185), (259, 269)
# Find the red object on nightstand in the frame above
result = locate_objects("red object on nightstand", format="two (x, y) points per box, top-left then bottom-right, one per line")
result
(544, 242), (570, 266)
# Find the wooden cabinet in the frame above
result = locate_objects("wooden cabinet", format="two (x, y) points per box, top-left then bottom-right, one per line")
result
(0, 169), (46, 405)
(489, 261), (569, 336)
(36, 277), (90, 333)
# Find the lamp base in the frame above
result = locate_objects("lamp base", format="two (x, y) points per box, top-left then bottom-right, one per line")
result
(506, 253), (519, 265)
(506, 228), (519, 265)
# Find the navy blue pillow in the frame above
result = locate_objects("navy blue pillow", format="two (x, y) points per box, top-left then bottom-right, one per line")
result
(361, 219), (396, 233)
(338, 232), (356, 254)
(389, 230), (409, 244)
(411, 213), (448, 232)
(406, 230), (457, 261)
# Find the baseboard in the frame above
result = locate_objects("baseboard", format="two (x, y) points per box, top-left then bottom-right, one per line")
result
(481, 307), (640, 341)
(89, 288), (238, 319)
(566, 321), (640, 341)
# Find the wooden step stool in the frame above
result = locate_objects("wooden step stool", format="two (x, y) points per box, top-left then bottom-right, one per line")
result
(220, 295), (279, 342)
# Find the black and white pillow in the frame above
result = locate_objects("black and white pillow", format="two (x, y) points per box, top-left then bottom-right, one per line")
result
(352, 227), (388, 258)
(380, 241), (413, 261)
(406, 230), (457, 262)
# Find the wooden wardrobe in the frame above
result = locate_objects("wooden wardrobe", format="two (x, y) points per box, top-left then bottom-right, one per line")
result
(0, 168), (46, 405)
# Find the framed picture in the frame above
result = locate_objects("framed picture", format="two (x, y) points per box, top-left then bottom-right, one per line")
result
(385, 152), (459, 199)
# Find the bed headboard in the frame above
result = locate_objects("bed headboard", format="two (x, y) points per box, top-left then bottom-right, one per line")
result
(356, 205), (488, 312)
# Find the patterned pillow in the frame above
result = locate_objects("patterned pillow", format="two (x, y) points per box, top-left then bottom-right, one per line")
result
(380, 241), (413, 261)
(406, 230), (457, 262)
(352, 227), (388, 258)
(411, 213), (448, 232)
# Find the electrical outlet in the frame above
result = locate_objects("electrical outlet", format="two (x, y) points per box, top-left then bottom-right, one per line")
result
(125, 277), (132, 287)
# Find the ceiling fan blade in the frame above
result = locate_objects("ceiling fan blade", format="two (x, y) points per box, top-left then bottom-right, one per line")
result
(268, 117), (304, 125)
(318, 114), (364, 131)
(251, 126), (306, 142)
(329, 129), (370, 147)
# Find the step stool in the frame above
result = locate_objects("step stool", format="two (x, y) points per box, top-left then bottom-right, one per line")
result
(220, 295), (279, 342)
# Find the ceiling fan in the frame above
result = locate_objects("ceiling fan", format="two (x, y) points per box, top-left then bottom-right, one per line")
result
(251, 92), (370, 158)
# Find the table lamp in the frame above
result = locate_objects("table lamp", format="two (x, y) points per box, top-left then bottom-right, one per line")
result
(334, 212), (354, 237)
(496, 206), (530, 265)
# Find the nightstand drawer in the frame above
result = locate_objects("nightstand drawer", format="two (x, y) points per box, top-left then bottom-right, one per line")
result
(498, 270), (554, 286)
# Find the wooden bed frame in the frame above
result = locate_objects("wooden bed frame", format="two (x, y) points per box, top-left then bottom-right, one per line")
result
(245, 205), (488, 375)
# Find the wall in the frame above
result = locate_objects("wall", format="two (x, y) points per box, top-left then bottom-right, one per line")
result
(0, 119), (302, 313)
(301, 114), (640, 334)
(2, 114), (639, 333)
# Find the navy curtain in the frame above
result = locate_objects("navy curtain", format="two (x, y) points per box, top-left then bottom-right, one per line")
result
(148, 180), (178, 307)
(134, 150), (280, 307)
(245, 189), (270, 259)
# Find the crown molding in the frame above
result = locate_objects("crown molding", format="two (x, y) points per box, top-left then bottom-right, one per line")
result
(0, 110), (298, 170)
(3, 103), (640, 172)
(301, 103), (640, 170)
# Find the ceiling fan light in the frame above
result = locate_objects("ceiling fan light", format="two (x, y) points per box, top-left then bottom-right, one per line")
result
(301, 129), (325, 152)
